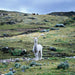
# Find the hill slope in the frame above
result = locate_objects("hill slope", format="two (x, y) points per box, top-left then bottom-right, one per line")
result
(0, 10), (75, 59)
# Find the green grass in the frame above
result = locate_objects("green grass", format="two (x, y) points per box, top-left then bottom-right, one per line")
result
(0, 10), (75, 75)
(0, 24), (75, 59)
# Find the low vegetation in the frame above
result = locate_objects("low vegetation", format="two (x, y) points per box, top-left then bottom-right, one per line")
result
(0, 58), (75, 75)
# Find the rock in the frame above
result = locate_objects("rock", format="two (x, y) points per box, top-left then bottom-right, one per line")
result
(55, 24), (65, 27)
(32, 13), (35, 15)
(2, 60), (7, 64)
(28, 17), (36, 20)
(40, 29), (46, 32)
(21, 49), (27, 55)
(15, 58), (20, 62)
(1, 47), (10, 53)
(9, 68), (13, 71)
(43, 37), (46, 39)
(29, 61), (36, 67)
(2, 60), (8, 66)
(21, 65), (30, 71)
(49, 47), (56, 51)
(40, 29), (50, 32)
(41, 33), (45, 36)
(43, 19), (49, 22)
(24, 13), (28, 16)
(71, 50), (75, 53)
(39, 67), (42, 69)
(12, 70), (16, 73)
(22, 69), (25, 72)
(4, 16), (11, 19)
(43, 63), (46, 65)
(4, 69), (7, 71)
(3, 33), (9, 37)
(35, 22), (46, 25)
(50, 28), (59, 30)
(6, 21), (16, 25)
(44, 57), (48, 59)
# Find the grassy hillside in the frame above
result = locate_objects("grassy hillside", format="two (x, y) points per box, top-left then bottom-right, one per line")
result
(0, 10), (75, 75)
(0, 10), (75, 59)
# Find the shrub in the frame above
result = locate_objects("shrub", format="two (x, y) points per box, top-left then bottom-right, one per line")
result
(62, 17), (75, 25)
(57, 61), (69, 70)
(14, 63), (21, 68)
(21, 65), (30, 71)
(30, 61), (41, 67)
(30, 61), (36, 66)
(11, 49), (22, 56)
(0, 65), (3, 68)
(5, 71), (14, 75)
(35, 63), (41, 66)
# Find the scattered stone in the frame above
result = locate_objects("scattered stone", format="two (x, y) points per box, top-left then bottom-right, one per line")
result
(6, 21), (16, 25)
(50, 28), (59, 30)
(4, 69), (6, 71)
(43, 37), (46, 39)
(21, 65), (30, 71)
(1, 47), (10, 53)
(40, 29), (50, 32)
(3, 33), (9, 37)
(51, 62), (54, 64)
(2, 60), (7, 64)
(49, 47), (56, 51)
(47, 62), (49, 65)
(35, 22), (46, 25)
(44, 57), (48, 59)
(39, 67), (42, 69)
(41, 33), (45, 36)
(43, 63), (46, 65)
(32, 13), (35, 15)
(21, 49), (27, 55)
(43, 19), (49, 22)
(28, 17), (36, 20)
(55, 24), (65, 27)
(9, 68), (13, 71)
(4, 16), (11, 19)
(12, 70), (16, 73)
(22, 69), (25, 72)
(29, 61), (36, 67)
(24, 13), (28, 16)
(66, 56), (75, 59)
(2, 61), (8, 66)
(71, 50), (75, 53)
(15, 58), (20, 62)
